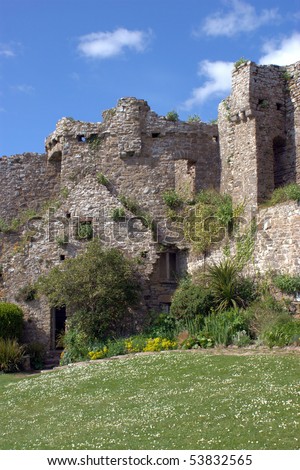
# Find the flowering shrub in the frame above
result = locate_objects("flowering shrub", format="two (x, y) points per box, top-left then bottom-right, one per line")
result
(87, 336), (178, 360)
(143, 337), (177, 352)
(88, 346), (108, 360)
(125, 336), (147, 353)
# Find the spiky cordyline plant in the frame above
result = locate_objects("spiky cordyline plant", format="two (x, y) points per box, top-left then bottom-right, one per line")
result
(206, 258), (243, 312)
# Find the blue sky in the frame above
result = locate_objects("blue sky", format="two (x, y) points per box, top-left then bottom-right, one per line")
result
(0, 0), (300, 156)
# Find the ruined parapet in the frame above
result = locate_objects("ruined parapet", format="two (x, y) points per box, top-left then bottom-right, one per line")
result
(45, 117), (103, 185)
(219, 60), (300, 211)
(44, 97), (220, 222)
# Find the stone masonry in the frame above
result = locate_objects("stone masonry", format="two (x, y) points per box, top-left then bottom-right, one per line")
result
(0, 61), (299, 350)
(219, 60), (300, 212)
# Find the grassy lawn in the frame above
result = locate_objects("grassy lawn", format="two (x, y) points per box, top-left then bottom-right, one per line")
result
(0, 351), (299, 450)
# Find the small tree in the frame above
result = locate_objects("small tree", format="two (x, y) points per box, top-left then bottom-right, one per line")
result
(37, 241), (140, 340)
(170, 277), (214, 323)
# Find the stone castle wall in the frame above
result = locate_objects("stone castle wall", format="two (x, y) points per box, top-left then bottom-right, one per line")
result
(46, 98), (220, 222)
(0, 98), (220, 348)
(219, 60), (300, 211)
(0, 153), (60, 221)
(187, 200), (300, 277)
(0, 62), (299, 351)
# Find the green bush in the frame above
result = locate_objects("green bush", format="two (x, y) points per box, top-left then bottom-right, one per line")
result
(88, 337), (127, 359)
(203, 309), (248, 346)
(165, 110), (179, 122)
(0, 338), (24, 372)
(106, 338), (127, 357)
(170, 278), (214, 324)
(244, 295), (290, 339)
(273, 274), (300, 295)
(145, 312), (177, 339)
(77, 223), (93, 240)
(262, 319), (300, 347)
(60, 328), (90, 365)
(162, 189), (183, 209)
(235, 277), (258, 305)
(125, 335), (148, 353)
(0, 303), (24, 340)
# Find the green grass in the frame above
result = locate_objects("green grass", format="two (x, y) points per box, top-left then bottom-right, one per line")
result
(260, 183), (300, 208)
(0, 352), (299, 449)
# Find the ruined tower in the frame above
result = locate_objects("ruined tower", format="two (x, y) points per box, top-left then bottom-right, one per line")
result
(219, 60), (300, 212)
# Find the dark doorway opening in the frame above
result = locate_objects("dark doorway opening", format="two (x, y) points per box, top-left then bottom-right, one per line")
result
(52, 307), (66, 349)
(273, 136), (287, 188)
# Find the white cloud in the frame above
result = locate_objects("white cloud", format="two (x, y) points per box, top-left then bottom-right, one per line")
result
(183, 60), (233, 109)
(200, 0), (279, 37)
(259, 32), (300, 65)
(78, 28), (152, 59)
(10, 84), (34, 94)
(0, 44), (15, 57)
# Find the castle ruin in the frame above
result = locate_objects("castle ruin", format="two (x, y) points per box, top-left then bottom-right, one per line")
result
(0, 60), (299, 350)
